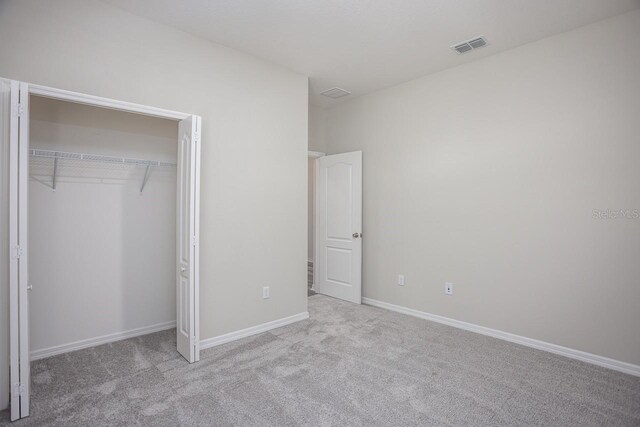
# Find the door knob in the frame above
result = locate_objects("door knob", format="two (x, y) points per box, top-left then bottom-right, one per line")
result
(352, 232), (362, 238)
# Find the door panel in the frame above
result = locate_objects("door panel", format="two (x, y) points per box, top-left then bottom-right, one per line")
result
(326, 162), (352, 240)
(176, 115), (200, 363)
(326, 247), (352, 284)
(18, 81), (30, 419)
(7, 79), (30, 420)
(6, 79), (20, 422)
(316, 151), (362, 304)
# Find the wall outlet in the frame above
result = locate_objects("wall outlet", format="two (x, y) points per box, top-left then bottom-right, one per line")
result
(398, 274), (405, 286)
(445, 282), (453, 295)
(263, 286), (270, 299)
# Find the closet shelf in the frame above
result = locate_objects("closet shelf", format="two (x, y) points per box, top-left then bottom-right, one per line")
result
(29, 149), (176, 194)
(30, 149), (176, 167)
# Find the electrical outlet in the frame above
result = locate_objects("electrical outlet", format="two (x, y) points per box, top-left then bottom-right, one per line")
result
(445, 282), (453, 295)
(398, 274), (405, 286)
(263, 286), (270, 299)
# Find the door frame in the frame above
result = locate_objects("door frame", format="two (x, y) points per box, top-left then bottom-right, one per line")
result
(6, 80), (202, 420)
(308, 151), (324, 290)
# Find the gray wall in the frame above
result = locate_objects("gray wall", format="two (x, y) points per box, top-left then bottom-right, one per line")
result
(325, 10), (640, 365)
(0, 0), (308, 409)
(308, 104), (327, 153)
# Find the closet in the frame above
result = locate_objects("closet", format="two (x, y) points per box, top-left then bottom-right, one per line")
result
(29, 96), (178, 359)
(2, 78), (201, 421)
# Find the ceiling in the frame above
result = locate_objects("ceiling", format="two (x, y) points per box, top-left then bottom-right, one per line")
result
(102, 0), (640, 107)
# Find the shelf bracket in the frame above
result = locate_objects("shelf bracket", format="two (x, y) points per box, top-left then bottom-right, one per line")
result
(140, 163), (152, 194)
(29, 175), (53, 190)
(52, 155), (59, 191)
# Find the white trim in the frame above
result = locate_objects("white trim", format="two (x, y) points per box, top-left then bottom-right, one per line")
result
(200, 312), (309, 350)
(0, 79), (10, 413)
(307, 152), (322, 289)
(314, 155), (320, 292)
(362, 297), (640, 377)
(18, 81), (30, 417)
(29, 84), (191, 120)
(8, 80), (21, 421)
(193, 116), (201, 361)
(30, 321), (177, 361)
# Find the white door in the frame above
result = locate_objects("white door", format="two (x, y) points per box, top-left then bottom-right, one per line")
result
(6, 80), (30, 420)
(316, 151), (362, 304)
(176, 115), (201, 363)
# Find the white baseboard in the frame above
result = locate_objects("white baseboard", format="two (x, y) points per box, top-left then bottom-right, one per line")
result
(30, 321), (177, 361)
(200, 311), (309, 350)
(362, 297), (640, 377)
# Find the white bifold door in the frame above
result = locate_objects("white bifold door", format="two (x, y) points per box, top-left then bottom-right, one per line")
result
(5, 79), (30, 421)
(315, 151), (363, 304)
(176, 115), (201, 363)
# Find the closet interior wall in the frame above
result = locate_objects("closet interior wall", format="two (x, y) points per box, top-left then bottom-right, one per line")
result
(28, 96), (178, 357)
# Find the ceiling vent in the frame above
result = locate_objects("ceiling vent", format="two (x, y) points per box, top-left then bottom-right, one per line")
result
(452, 36), (488, 54)
(320, 87), (351, 99)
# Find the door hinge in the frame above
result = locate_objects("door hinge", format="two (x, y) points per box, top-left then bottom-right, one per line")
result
(15, 103), (25, 117)
(191, 236), (198, 246)
(13, 382), (25, 397)
(12, 245), (23, 260)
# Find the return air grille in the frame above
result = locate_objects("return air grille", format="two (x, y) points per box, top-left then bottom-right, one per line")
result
(320, 87), (351, 99)
(452, 36), (488, 54)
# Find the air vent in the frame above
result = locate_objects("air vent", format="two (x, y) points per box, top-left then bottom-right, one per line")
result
(452, 36), (488, 54)
(320, 87), (351, 99)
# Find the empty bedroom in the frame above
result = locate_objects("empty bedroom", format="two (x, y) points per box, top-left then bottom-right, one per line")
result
(0, 0), (639, 425)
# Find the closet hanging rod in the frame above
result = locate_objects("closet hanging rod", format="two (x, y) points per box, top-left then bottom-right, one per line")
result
(29, 149), (176, 167)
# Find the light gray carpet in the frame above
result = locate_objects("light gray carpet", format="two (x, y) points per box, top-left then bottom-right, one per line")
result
(2, 294), (639, 426)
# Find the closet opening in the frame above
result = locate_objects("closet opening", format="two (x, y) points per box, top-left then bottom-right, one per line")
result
(29, 95), (179, 361)
(4, 78), (201, 421)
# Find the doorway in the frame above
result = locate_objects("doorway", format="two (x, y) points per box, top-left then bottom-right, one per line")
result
(3, 78), (202, 421)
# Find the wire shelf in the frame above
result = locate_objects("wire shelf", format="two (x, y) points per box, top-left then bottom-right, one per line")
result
(30, 149), (176, 167)
(29, 149), (176, 192)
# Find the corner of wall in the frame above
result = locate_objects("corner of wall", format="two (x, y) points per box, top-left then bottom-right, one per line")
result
(308, 104), (328, 153)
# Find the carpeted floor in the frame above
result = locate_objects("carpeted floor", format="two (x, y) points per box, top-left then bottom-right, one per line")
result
(2, 294), (639, 426)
